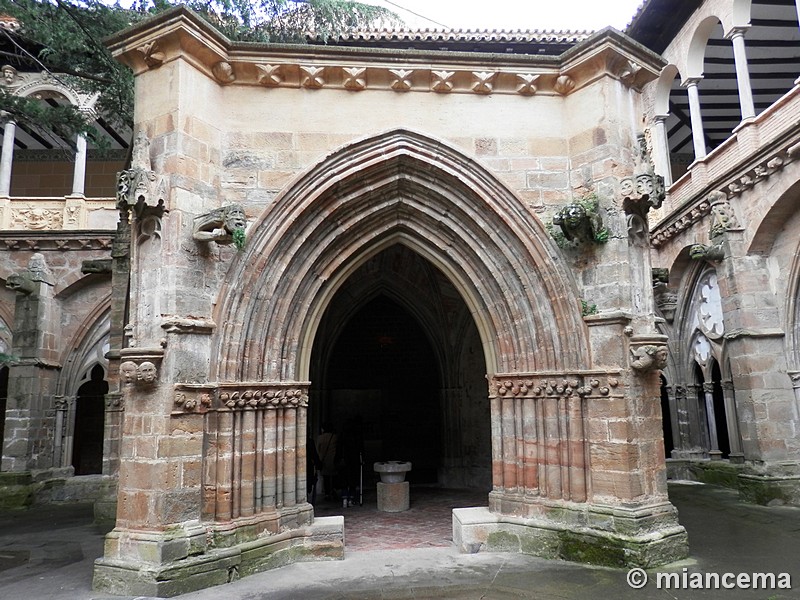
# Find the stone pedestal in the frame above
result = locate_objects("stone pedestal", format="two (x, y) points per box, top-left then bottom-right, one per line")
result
(377, 481), (410, 512)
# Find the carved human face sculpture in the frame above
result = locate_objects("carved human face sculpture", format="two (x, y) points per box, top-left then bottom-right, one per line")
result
(2, 66), (15, 85)
(655, 346), (669, 369)
(138, 361), (158, 384)
(224, 206), (247, 232)
(119, 361), (138, 384)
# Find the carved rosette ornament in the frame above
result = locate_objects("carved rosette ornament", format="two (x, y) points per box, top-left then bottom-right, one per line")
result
(471, 72), (495, 95)
(136, 41), (165, 69)
(389, 69), (413, 92)
(256, 64), (283, 86)
(489, 373), (622, 399)
(300, 66), (325, 89)
(431, 71), (454, 93)
(343, 67), (367, 91)
(516, 73), (540, 95)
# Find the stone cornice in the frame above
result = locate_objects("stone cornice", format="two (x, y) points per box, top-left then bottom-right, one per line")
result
(0, 230), (114, 251)
(107, 6), (663, 97)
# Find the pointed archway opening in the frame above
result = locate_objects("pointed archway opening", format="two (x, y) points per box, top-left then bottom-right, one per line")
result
(72, 363), (108, 475)
(309, 244), (491, 548)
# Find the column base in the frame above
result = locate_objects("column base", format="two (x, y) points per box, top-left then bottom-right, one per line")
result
(93, 514), (344, 597)
(738, 462), (800, 506)
(454, 495), (688, 568)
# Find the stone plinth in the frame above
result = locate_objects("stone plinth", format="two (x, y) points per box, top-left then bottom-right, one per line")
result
(377, 481), (410, 512)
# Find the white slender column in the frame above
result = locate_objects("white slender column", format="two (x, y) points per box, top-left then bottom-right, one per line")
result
(703, 381), (722, 459)
(71, 133), (87, 196)
(727, 26), (756, 120)
(796, 0), (800, 31)
(684, 77), (707, 160)
(0, 118), (16, 196)
(652, 114), (673, 186)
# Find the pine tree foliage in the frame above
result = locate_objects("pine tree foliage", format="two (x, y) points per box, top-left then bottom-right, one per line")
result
(0, 0), (399, 145)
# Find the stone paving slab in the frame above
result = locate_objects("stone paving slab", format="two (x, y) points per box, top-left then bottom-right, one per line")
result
(1, 482), (800, 599)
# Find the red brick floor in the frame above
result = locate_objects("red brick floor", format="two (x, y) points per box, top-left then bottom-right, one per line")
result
(313, 487), (489, 552)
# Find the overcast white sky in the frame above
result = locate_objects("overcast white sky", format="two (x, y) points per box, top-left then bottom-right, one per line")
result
(367, 0), (645, 31)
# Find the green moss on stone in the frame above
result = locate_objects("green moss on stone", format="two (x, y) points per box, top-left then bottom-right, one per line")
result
(486, 530), (521, 552)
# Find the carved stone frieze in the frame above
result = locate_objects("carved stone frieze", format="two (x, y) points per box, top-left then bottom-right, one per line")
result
(653, 141), (799, 248)
(170, 383), (310, 415)
(489, 373), (622, 399)
(650, 197), (713, 248)
(11, 205), (63, 230)
(724, 147), (797, 197)
(0, 234), (113, 252)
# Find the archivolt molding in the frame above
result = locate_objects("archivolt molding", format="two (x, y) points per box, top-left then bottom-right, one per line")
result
(212, 129), (588, 382)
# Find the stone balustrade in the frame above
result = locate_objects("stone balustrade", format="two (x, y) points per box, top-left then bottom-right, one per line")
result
(651, 81), (800, 245)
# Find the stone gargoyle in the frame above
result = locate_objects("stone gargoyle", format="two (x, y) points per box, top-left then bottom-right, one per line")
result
(690, 242), (725, 262)
(5, 273), (35, 295)
(552, 203), (605, 245)
(193, 204), (247, 246)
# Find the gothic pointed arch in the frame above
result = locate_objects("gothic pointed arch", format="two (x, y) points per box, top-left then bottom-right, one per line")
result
(212, 130), (589, 383)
